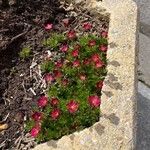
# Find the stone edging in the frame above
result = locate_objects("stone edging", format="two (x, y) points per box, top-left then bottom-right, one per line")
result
(33, 0), (138, 149)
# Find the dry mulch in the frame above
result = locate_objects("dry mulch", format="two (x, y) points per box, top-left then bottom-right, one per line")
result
(0, 1), (108, 149)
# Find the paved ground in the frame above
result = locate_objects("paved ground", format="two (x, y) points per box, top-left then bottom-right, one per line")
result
(134, 0), (150, 149)
(137, 82), (150, 150)
(134, 0), (150, 86)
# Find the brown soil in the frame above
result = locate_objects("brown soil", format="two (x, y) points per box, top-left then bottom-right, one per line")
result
(0, 1), (108, 149)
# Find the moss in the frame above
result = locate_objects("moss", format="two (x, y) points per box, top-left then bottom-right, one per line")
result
(19, 47), (31, 59)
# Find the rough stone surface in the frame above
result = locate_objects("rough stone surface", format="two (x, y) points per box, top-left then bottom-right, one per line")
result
(33, 0), (138, 149)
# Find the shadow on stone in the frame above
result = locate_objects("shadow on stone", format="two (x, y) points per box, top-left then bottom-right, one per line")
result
(104, 73), (123, 90)
(47, 140), (58, 148)
(69, 134), (75, 141)
(136, 93), (150, 150)
(103, 90), (114, 97)
(111, 82), (123, 90)
(94, 124), (105, 136)
(139, 21), (150, 38)
(108, 73), (118, 81)
(109, 42), (118, 48)
(103, 113), (120, 125)
(107, 113), (120, 125)
(108, 60), (120, 67)
(105, 80), (123, 90)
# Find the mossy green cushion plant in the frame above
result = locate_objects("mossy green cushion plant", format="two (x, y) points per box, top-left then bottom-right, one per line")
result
(19, 47), (31, 59)
(26, 21), (108, 142)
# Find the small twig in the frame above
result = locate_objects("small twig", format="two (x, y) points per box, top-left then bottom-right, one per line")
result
(0, 31), (28, 51)
(38, 65), (42, 77)
(16, 136), (22, 150)
(29, 88), (36, 96)
(23, 138), (35, 143)
(30, 69), (32, 78)
(15, 136), (22, 145)
(11, 31), (27, 42)
(24, 97), (32, 101)
(35, 71), (42, 80)
(0, 29), (9, 33)
(22, 81), (27, 94)
(3, 113), (10, 122)
(5, 98), (11, 105)
(0, 140), (6, 149)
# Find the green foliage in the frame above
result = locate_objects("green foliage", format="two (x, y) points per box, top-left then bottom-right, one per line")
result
(19, 47), (31, 59)
(48, 85), (59, 97)
(41, 61), (54, 73)
(25, 120), (34, 132)
(26, 28), (108, 142)
(43, 33), (65, 48)
(79, 35), (91, 47)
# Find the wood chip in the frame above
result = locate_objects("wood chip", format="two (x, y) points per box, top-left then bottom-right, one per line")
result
(3, 113), (10, 122)
(30, 62), (37, 69)
(0, 123), (8, 131)
(29, 88), (36, 96)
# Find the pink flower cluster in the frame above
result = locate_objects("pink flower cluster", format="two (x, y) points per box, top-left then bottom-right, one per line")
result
(30, 96), (80, 137)
(30, 92), (103, 138)
(30, 20), (107, 138)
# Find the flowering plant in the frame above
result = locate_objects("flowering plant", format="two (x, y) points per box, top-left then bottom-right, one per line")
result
(26, 20), (108, 142)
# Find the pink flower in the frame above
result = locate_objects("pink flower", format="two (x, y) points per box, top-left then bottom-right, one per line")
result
(91, 54), (100, 62)
(101, 31), (108, 38)
(50, 98), (59, 106)
(30, 125), (40, 137)
(79, 74), (86, 81)
(96, 81), (103, 89)
(88, 95), (101, 108)
(53, 70), (62, 78)
(88, 40), (96, 47)
(37, 96), (48, 107)
(72, 49), (79, 57)
(62, 18), (70, 27)
(83, 22), (92, 30)
(32, 112), (42, 121)
(55, 61), (63, 68)
(60, 44), (69, 52)
(83, 58), (90, 65)
(99, 45), (108, 52)
(73, 60), (80, 67)
(44, 73), (54, 82)
(67, 100), (79, 113)
(44, 23), (53, 30)
(67, 30), (76, 40)
(50, 109), (61, 120)
(95, 60), (103, 68)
